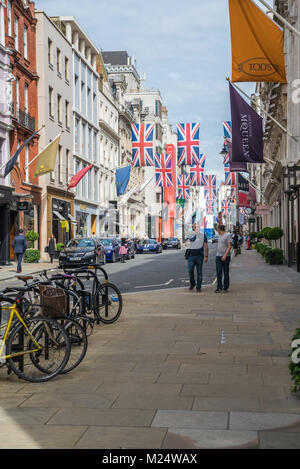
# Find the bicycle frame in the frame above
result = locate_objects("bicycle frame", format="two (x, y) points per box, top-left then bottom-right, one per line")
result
(0, 304), (42, 361)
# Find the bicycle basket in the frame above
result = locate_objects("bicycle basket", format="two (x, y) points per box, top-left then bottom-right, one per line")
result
(39, 285), (67, 318)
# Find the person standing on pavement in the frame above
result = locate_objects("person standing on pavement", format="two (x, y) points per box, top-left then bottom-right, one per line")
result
(215, 224), (232, 293)
(232, 229), (239, 256)
(185, 222), (208, 292)
(12, 229), (27, 273)
(119, 241), (127, 263)
(48, 234), (56, 264)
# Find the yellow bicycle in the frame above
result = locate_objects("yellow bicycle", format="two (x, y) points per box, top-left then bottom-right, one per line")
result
(0, 296), (71, 382)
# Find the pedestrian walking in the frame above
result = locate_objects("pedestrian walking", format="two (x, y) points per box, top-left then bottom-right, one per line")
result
(48, 234), (56, 264)
(12, 229), (27, 273)
(119, 241), (127, 263)
(185, 222), (208, 292)
(232, 229), (239, 256)
(215, 224), (232, 293)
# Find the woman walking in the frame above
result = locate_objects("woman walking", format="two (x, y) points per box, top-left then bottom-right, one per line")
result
(119, 241), (127, 263)
(48, 234), (56, 264)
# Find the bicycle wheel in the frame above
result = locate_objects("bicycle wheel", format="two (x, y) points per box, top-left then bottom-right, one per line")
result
(58, 318), (88, 374)
(93, 283), (123, 324)
(6, 317), (71, 383)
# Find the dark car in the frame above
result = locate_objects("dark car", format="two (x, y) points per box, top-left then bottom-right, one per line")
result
(211, 234), (219, 244)
(121, 238), (135, 259)
(100, 238), (121, 263)
(162, 237), (181, 250)
(136, 239), (163, 254)
(59, 237), (105, 268)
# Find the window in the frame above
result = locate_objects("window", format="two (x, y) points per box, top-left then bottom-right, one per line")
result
(82, 122), (86, 155)
(14, 16), (19, 51)
(24, 25), (28, 59)
(57, 94), (62, 123)
(24, 83), (29, 113)
(88, 127), (92, 160)
(15, 77), (20, 113)
(75, 117), (80, 153)
(75, 74), (79, 110)
(65, 57), (69, 81)
(87, 86), (91, 120)
(0, 2), (5, 45)
(7, 1), (12, 37)
(49, 86), (53, 117)
(94, 169), (98, 202)
(66, 149), (70, 183)
(93, 132), (97, 163)
(65, 100), (70, 128)
(58, 145), (62, 183)
(25, 145), (29, 182)
(56, 48), (61, 75)
(48, 38), (53, 65)
(88, 168), (92, 199)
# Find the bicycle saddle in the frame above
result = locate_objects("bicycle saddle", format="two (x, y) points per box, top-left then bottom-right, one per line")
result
(16, 275), (34, 281)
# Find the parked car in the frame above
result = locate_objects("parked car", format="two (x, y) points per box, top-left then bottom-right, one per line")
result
(162, 237), (181, 250)
(59, 237), (105, 268)
(136, 239), (163, 254)
(100, 238), (121, 263)
(121, 238), (135, 259)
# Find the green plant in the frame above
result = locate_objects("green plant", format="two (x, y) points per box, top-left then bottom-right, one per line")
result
(25, 230), (39, 249)
(270, 248), (284, 264)
(269, 227), (284, 241)
(24, 248), (40, 263)
(289, 325), (300, 393)
(260, 227), (272, 241)
(56, 243), (65, 252)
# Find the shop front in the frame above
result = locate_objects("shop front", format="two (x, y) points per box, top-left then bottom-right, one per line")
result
(283, 164), (300, 272)
(0, 185), (13, 265)
(75, 202), (99, 238)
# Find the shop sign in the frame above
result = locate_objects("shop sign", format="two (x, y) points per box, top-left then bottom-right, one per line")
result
(256, 205), (270, 215)
(80, 204), (87, 210)
(17, 201), (29, 211)
(60, 220), (69, 232)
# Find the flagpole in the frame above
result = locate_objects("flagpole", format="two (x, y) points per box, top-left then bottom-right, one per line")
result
(257, 0), (300, 39)
(226, 78), (298, 142)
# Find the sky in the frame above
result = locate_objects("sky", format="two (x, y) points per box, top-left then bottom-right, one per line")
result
(36, 0), (259, 185)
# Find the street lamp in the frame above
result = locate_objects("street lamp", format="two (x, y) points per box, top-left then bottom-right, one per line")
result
(219, 145), (228, 158)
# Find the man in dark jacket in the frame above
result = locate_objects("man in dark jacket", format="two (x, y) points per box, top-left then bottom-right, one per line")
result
(12, 229), (27, 273)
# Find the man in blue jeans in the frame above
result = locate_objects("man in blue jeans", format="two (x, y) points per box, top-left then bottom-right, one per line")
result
(186, 223), (208, 292)
(215, 224), (232, 293)
(12, 229), (27, 273)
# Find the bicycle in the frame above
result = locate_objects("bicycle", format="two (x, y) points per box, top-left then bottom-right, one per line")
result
(0, 295), (71, 382)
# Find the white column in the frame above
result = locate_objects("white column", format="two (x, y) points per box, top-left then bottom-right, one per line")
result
(65, 22), (72, 43)
(73, 31), (79, 50)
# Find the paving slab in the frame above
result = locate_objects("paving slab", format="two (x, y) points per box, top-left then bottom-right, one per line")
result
(112, 395), (194, 411)
(229, 412), (300, 431)
(162, 428), (259, 449)
(19, 393), (117, 409)
(75, 426), (167, 449)
(0, 424), (87, 449)
(192, 397), (260, 412)
(259, 431), (300, 449)
(151, 410), (228, 430)
(47, 408), (155, 427)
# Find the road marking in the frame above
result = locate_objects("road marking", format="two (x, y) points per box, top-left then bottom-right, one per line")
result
(220, 331), (227, 344)
(134, 279), (174, 289)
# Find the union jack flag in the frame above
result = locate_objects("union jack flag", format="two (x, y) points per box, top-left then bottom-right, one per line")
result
(189, 154), (206, 186)
(155, 153), (173, 188)
(177, 123), (201, 166)
(222, 200), (231, 216)
(206, 199), (215, 215)
(177, 174), (190, 200)
(131, 123), (154, 167)
(203, 174), (217, 200)
(223, 121), (232, 140)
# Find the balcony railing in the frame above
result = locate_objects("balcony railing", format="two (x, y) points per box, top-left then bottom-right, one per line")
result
(11, 104), (35, 132)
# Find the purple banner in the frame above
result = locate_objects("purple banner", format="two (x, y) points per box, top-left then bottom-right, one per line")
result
(229, 82), (264, 164)
(227, 140), (249, 172)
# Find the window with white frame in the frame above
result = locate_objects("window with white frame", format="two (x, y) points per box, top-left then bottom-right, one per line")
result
(14, 15), (19, 51)
(0, 1), (5, 46)
(24, 83), (29, 113)
(24, 25), (28, 59)
(7, 0), (12, 37)
(25, 145), (29, 182)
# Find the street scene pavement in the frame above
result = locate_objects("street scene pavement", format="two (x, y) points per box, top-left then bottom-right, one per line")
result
(0, 248), (299, 449)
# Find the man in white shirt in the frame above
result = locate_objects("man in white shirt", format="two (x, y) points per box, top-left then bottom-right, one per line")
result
(215, 224), (232, 293)
(185, 223), (208, 292)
